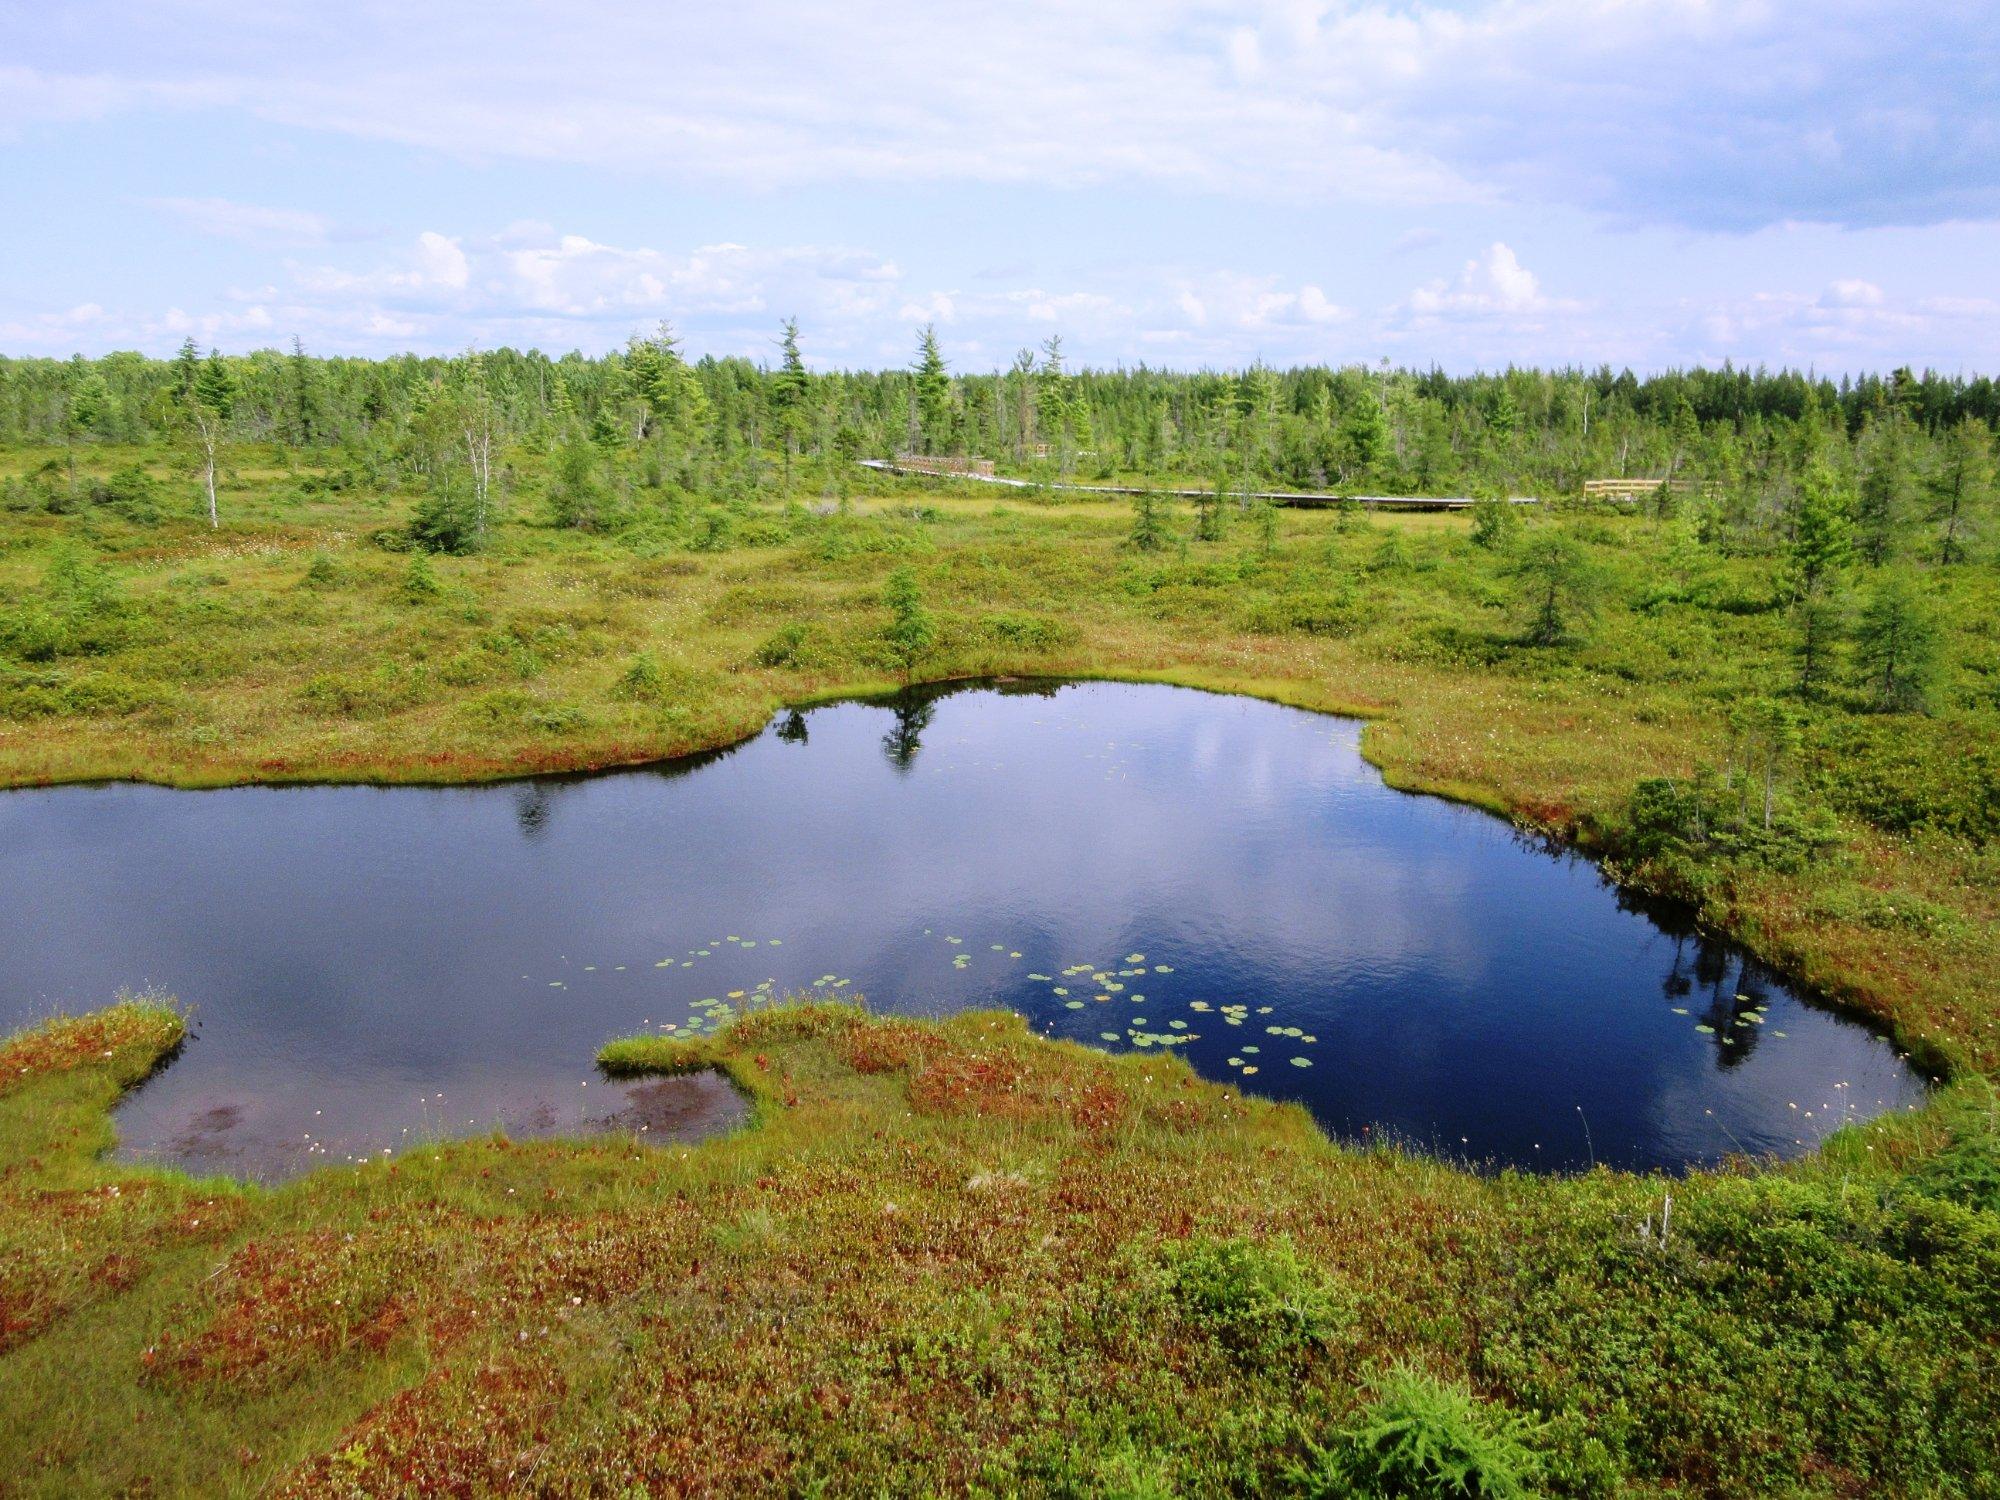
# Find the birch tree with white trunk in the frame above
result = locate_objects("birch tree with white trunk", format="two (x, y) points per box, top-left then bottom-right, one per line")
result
(184, 346), (238, 530)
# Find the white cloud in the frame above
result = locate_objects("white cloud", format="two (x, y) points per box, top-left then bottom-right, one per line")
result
(146, 196), (332, 246)
(414, 232), (469, 291)
(1823, 278), (1886, 308)
(1631, 276), (2000, 374)
(12, 215), (1995, 374)
(1167, 272), (1351, 334)
(1406, 243), (1575, 319)
(0, 303), (109, 344)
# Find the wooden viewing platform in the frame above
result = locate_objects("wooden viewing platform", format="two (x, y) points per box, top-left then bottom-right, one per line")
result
(1583, 477), (1698, 501)
(859, 458), (1535, 510)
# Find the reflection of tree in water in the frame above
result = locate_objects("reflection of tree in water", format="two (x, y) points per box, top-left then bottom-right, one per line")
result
(1659, 930), (1767, 1068)
(513, 783), (559, 840)
(881, 695), (935, 773)
(874, 677), (1066, 773)
(775, 710), (809, 746)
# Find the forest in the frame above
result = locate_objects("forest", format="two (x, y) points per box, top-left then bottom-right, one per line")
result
(7, 326), (2000, 509)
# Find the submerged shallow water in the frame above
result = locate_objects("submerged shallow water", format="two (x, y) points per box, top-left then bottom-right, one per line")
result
(1, 680), (1927, 1180)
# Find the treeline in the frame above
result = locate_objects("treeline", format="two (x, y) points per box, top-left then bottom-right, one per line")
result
(3, 325), (1996, 566)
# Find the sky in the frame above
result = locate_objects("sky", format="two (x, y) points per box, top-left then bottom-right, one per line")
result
(2, 1), (1996, 374)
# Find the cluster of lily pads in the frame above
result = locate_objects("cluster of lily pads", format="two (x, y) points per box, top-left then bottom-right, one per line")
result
(982, 946), (1322, 1073)
(1670, 991), (1788, 1042)
(532, 928), (1329, 1082)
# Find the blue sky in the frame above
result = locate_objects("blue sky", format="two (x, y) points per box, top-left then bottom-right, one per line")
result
(3, 0), (1996, 372)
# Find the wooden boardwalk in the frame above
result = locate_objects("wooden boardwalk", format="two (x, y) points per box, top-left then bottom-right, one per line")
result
(857, 459), (1535, 509)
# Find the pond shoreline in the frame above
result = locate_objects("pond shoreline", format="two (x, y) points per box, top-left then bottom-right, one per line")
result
(6, 666), (1952, 1089)
(5, 678), (1936, 1179)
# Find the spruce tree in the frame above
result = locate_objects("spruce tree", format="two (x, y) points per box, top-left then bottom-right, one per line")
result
(1855, 574), (1943, 713)
(1929, 417), (1994, 565)
(1855, 414), (1914, 565)
(912, 326), (951, 455)
(1787, 461), (1852, 601)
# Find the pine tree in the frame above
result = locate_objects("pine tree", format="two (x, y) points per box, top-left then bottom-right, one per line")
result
(1037, 335), (1080, 475)
(1194, 473), (1227, 543)
(1792, 593), (1843, 699)
(288, 335), (321, 446)
(172, 337), (201, 402)
(1339, 394), (1389, 479)
(629, 322), (709, 448)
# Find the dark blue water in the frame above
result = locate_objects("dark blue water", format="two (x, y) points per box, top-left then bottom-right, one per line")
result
(0, 681), (1927, 1180)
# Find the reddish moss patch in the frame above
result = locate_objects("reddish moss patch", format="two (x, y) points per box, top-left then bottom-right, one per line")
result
(0, 1003), (181, 1095)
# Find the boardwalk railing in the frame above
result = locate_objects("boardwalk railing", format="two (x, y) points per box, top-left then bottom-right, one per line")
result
(890, 453), (997, 478)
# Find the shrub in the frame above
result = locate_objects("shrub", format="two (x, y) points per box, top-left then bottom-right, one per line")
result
(298, 552), (346, 590)
(402, 554), (442, 601)
(406, 489), (481, 555)
(1295, 1365), (1540, 1499)
(811, 515), (927, 561)
(1905, 1115), (2000, 1214)
(1239, 588), (1360, 638)
(612, 650), (667, 700)
(732, 515), (795, 548)
(0, 605), (71, 663)
(688, 507), (735, 552)
(56, 670), (158, 716)
(462, 688), (588, 734)
(1153, 1235), (1343, 1369)
(0, 551), (127, 662)
(0, 666), (63, 718)
(979, 612), (1076, 650)
(299, 670), (413, 718)
(95, 465), (161, 524)
(752, 621), (834, 670)
(1620, 773), (1840, 880)
(1469, 496), (1522, 550)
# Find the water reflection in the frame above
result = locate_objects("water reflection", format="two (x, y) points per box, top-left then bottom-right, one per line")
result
(881, 694), (934, 772)
(513, 782), (560, 840)
(0, 680), (1929, 1180)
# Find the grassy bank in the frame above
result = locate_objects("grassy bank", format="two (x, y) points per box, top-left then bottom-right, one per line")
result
(2, 998), (1996, 1495)
(3, 447), (1999, 1493)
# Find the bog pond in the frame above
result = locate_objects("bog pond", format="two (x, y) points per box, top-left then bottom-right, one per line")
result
(1, 680), (1928, 1180)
